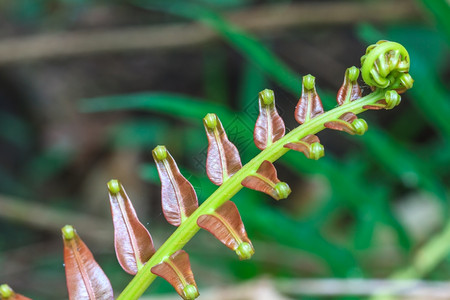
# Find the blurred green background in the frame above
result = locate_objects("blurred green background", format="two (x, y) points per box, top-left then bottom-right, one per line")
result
(0, 0), (449, 299)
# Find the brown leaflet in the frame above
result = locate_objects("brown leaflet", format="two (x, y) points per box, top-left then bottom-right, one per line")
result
(241, 160), (291, 200)
(363, 99), (388, 110)
(325, 112), (368, 135)
(151, 250), (199, 300)
(152, 146), (199, 226)
(203, 113), (242, 185)
(10, 295), (30, 300)
(324, 112), (358, 135)
(284, 134), (323, 160)
(7, 295), (31, 300)
(0, 285), (31, 300)
(62, 225), (114, 300)
(197, 201), (254, 260)
(364, 90), (401, 110)
(294, 75), (324, 124)
(337, 67), (362, 105)
(254, 89), (285, 150)
(107, 180), (155, 275)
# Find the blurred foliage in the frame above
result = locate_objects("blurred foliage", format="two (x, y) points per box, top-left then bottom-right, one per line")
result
(0, 0), (449, 299)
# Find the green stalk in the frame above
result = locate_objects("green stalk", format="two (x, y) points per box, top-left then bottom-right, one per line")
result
(117, 89), (385, 299)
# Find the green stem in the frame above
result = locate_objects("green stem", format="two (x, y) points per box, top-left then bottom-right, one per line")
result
(117, 89), (385, 300)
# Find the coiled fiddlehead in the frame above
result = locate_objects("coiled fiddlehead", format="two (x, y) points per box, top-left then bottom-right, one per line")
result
(361, 40), (413, 93)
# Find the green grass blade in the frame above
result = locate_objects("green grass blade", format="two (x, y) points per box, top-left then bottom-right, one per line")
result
(133, 0), (336, 108)
(360, 128), (448, 206)
(417, 0), (450, 43)
(80, 92), (235, 123)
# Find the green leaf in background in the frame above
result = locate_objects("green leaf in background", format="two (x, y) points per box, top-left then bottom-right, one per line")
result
(24, 145), (74, 188)
(133, 0), (338, 108)
(425, 139), (450, 176)
(282, 151), (411, 252)
(203, 46), (229, 105)
(108, 119), (170, 149)
(238, 62), (267, 112)
(240, 191), (358, 277)
(0, 112), (32, 151)
(80, 92), (235, 123)
(0, 168), (30, 197)
(417, 0), (450, 43)
(360, 128), (447, 203)
(135, 1), (297, 90)
(196, 0), (249, 8)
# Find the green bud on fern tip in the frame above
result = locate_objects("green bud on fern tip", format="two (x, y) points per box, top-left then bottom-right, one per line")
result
(182, 285), (199, 300)
(107, 179), (121, 194)
(153, 145), (168, 161)
(204, 113), (217, 129)
(352, 119), (368, 135)
(259, 89), (275, 105)
(62, 225), (75, 240)
(275, 182), (291, 200)
(309, 142), (325, 160)
(400, 73), (414, 90)
(347, 66), (360, 82)
(0, 284), (13, 298)
(384, 90), (401, 110)
(303, 74), (315, 90)
(236, 242), (254, 260)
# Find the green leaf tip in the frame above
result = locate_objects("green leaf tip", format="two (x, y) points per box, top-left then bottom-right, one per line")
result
(274, 182), (291, 200)
(352, 119), (368, 135)
(203, 113), (217, 129)
(62, 225), (75, 240)
(182, 284), (199, 300)
(152, 145), (168, 161)
(107, 179), (121, 194)
(385, 90), (401, 110)
(302, 74), (315, 90)
(236, 242), (255, 260)
(347, 66), (360, 82)
(310, 142), (325, 160)
(400, 73), (414, 90)
(259, 89), (274, 105)
(0, 284), (13, 298)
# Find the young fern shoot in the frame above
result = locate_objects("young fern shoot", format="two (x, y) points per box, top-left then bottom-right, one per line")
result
(0, 40), (413, 300)
(115, 40), (413, 300)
